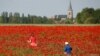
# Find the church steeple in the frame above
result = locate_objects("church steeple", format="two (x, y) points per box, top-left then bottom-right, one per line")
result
(67, 0), (73, 19)
(68, 0), (72, 11)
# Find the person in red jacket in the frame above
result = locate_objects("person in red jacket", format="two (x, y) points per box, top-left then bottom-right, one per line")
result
(27, 33), (37, 47)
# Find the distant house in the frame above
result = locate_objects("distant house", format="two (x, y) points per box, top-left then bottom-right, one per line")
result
(54, 15), (67, 20)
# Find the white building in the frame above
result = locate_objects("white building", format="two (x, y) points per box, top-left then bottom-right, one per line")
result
(67, 0), (73, 19)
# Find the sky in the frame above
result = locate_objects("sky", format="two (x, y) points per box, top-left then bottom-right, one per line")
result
(0, 0), (100, 18)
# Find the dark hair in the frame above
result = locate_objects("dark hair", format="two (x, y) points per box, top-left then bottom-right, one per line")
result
(31, 33), (34, 36)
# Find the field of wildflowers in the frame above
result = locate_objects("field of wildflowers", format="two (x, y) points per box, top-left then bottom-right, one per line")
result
(0, 25), (100, 56)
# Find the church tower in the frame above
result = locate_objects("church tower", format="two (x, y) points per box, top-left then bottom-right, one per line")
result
(67, 0), (73, 19)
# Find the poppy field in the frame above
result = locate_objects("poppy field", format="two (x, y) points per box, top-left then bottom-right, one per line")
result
(0, 25), (100, 56)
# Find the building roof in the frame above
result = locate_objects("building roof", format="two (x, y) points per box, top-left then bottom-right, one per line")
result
(55, 15), (67, 18)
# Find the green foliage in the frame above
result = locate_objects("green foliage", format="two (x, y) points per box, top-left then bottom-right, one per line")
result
(94, 9), (100, 23)
(12, 12), (20, 23)
(0, 12), (55, 24)
(47, 19), (54, 24)
(84, 17), (97, 24)
(76, 8), (100, 24)
(1, 12), (9, 23)
(65, 19), (73, 24)
(0, 16), (2, 23)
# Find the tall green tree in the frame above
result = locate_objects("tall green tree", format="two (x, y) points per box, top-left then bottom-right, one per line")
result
(0, 11), (68, 24)
(1, 12), (9, 23)
(27, 14), (32, 24)
(41, 16), (48, 24)
(9, 12), (13, 23)
(94, 9), (100, 23)
(81, 8), (94, 23)
(76, 13), (83, 23)
(76, 8), (100, 24)
(13, 12), (20, 23)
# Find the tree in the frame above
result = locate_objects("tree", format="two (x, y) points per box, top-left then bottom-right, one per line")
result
(47, 19), (54, 24)
(41, 16), (48, 24)
(94, 9), (100, 23)
(76, 13), (83, 23)
(13, 12), (20, 23)
(76, 8), (100, 24)
(1, 12), (9, 23)
(81, 8), (94, 23)
(65, 18), (73, 24)
(20, 13), (24, 23)
(0, 16), (2, 23)
(31, 15), (38, 24)
(84, 17), (97, 24)
(9, 12), (13, 23)
(27, 14), (32, 24)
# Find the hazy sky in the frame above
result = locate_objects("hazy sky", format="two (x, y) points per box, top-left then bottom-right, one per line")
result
(0, 0), (100, 17)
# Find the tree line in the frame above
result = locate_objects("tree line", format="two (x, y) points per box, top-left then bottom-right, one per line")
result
(0, 7), (100, 24)
(0, 12), (54, 24)
(76, 8), (100, 24)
